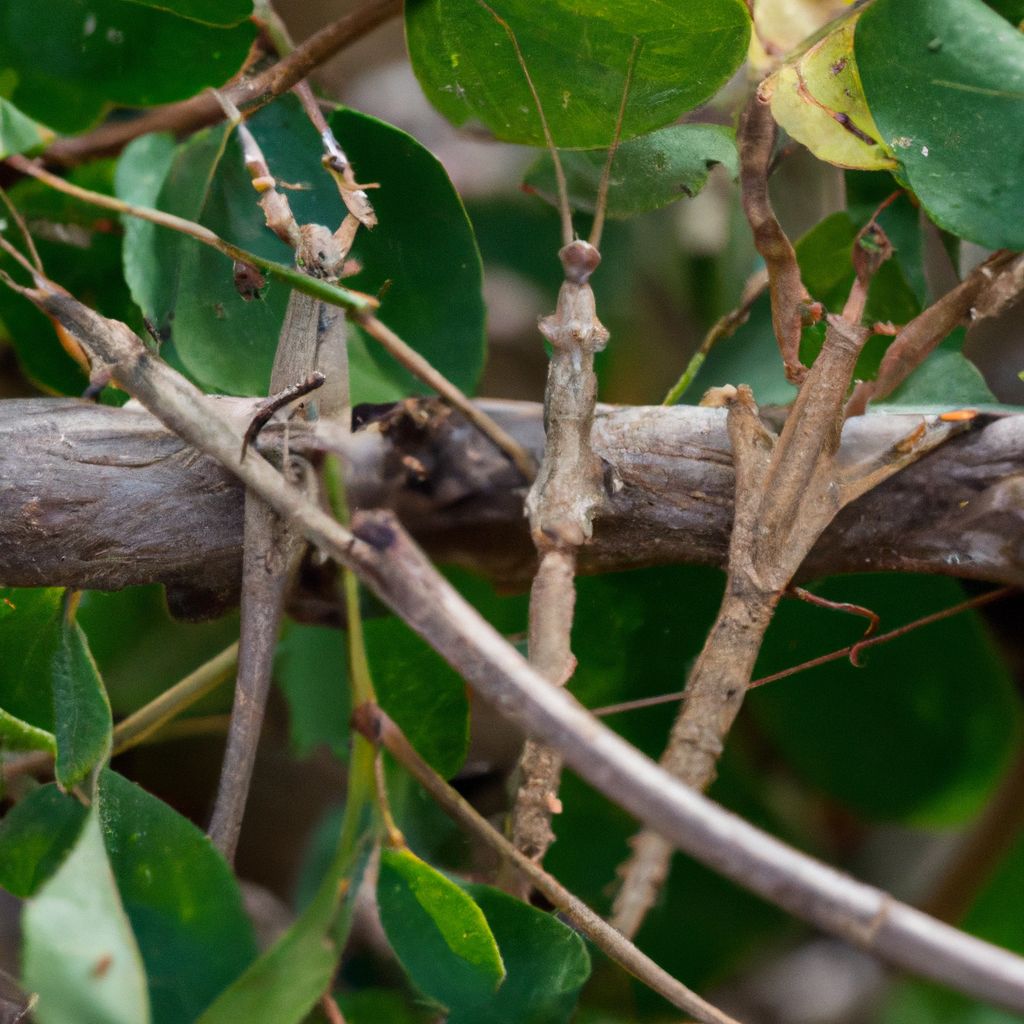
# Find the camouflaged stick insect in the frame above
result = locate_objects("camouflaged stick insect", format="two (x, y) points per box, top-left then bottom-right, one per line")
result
(471, 0), (641, 876)
(207, 88), (377, 861)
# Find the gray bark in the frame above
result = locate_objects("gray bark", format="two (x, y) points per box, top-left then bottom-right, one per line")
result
(1, 396), (1021, 616)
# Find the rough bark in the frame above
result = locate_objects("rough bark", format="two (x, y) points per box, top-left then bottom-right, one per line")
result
(2, 397), (1023, 614)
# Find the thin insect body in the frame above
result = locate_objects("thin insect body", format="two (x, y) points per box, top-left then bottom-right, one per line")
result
(472, 0), (641, 871)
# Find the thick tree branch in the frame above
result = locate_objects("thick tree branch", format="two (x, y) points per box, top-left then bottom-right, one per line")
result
(3, 397), (1024, 609)
(6, 285), (1024, 1013)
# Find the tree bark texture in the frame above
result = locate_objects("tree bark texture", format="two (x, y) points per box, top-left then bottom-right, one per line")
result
(2, 396), (1023, 615)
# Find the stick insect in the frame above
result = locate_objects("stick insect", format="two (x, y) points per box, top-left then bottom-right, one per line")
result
(207, 84), (377, 860)
(472, 1), (641, 870)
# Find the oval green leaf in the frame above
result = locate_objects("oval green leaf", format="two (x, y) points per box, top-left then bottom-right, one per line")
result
(0, 588), (62, 751)
(856, 0), (1024, 248)
(766, 11), (896, 171)
(0, 0), (255, 133)
(524, 124), (738, 219)
(98, 771), (257, 1024)
(0, 97), (52, 158)
(406, 0), (751, 149)
(455, 885), (590, 1024)
(52, 611), (113, 790)
(22, 810), (151, 1024)
(378, 847), (506, 1012)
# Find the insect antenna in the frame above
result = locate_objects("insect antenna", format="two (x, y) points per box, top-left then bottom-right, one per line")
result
(474, 0), (574, 247)
(589, 36), (640, 251)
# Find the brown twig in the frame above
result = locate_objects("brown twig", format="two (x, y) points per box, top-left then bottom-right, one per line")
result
(592, 587), (1016, 716)
(610, 204), (966, 936)
(8, 278), (1024, 1011)
(738, 88), (810, 384)
(208, 90), (371, 860)
(846, 251), (1024, 416)
(352, 702), (742, 1024)
(44, 0), (402, 167)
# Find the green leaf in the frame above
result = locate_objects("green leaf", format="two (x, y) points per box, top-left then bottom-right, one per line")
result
(856, 0), (1024, 248)
(0, 97), (51, 157)
(98, 771), (257, 1024)
(122, 99), (485, 401)
(406, 0), (751, 149)
(22, 809), (151, 1024)
(119, 0), (252, 27)
(453, 885), (590, 1024)
(52, 612), (113, 789)
(524, 124), (738, 219)
(197, 765), (374, 1024)
(885, 328), (997, 407)
(338, 989), (431, 1024)
(0, 588), (62, 751)
(0, 162), (141, 396)
(365, 617), (470, 779)
(0, 0), (255, 133)
(274, 623), (350, 759)
(377, 847), (506, 1011)
(0, 784), (88, 898)
(748, 575), (1018, 825)
(766, 9), (896, 171)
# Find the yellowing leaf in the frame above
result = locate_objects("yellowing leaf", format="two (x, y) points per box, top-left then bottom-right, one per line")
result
(748, 0), (851, 72)
(765, 13), (897, 170)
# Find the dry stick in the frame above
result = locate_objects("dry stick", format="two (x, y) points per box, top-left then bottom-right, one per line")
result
(738, 89), (811, 385)
(207, 95), (367, 860)
(483, 5), (636, 873)
(353, 703), (741, 1024)
(592, 586), (1016, 717)
(609, 210), (952, 937)
(9, 281), (1024, 1012)
(45, 0), (402, 166)
(846, 250), (1024, 416)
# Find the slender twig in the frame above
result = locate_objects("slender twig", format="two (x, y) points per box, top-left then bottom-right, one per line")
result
(44, 0), (402, 167)
(738, 88), (810, 384)
(846, 250), (1023, 416)
(10, 279), (1024, 1012)
(592, 587), (1016, 717)
(353, 703), (741, 1024)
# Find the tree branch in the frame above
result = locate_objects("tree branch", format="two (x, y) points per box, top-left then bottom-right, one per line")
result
(352, 703), (741, 1024)
(3, 397), (1024, 608)
(7, 282), (1024, 1013)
